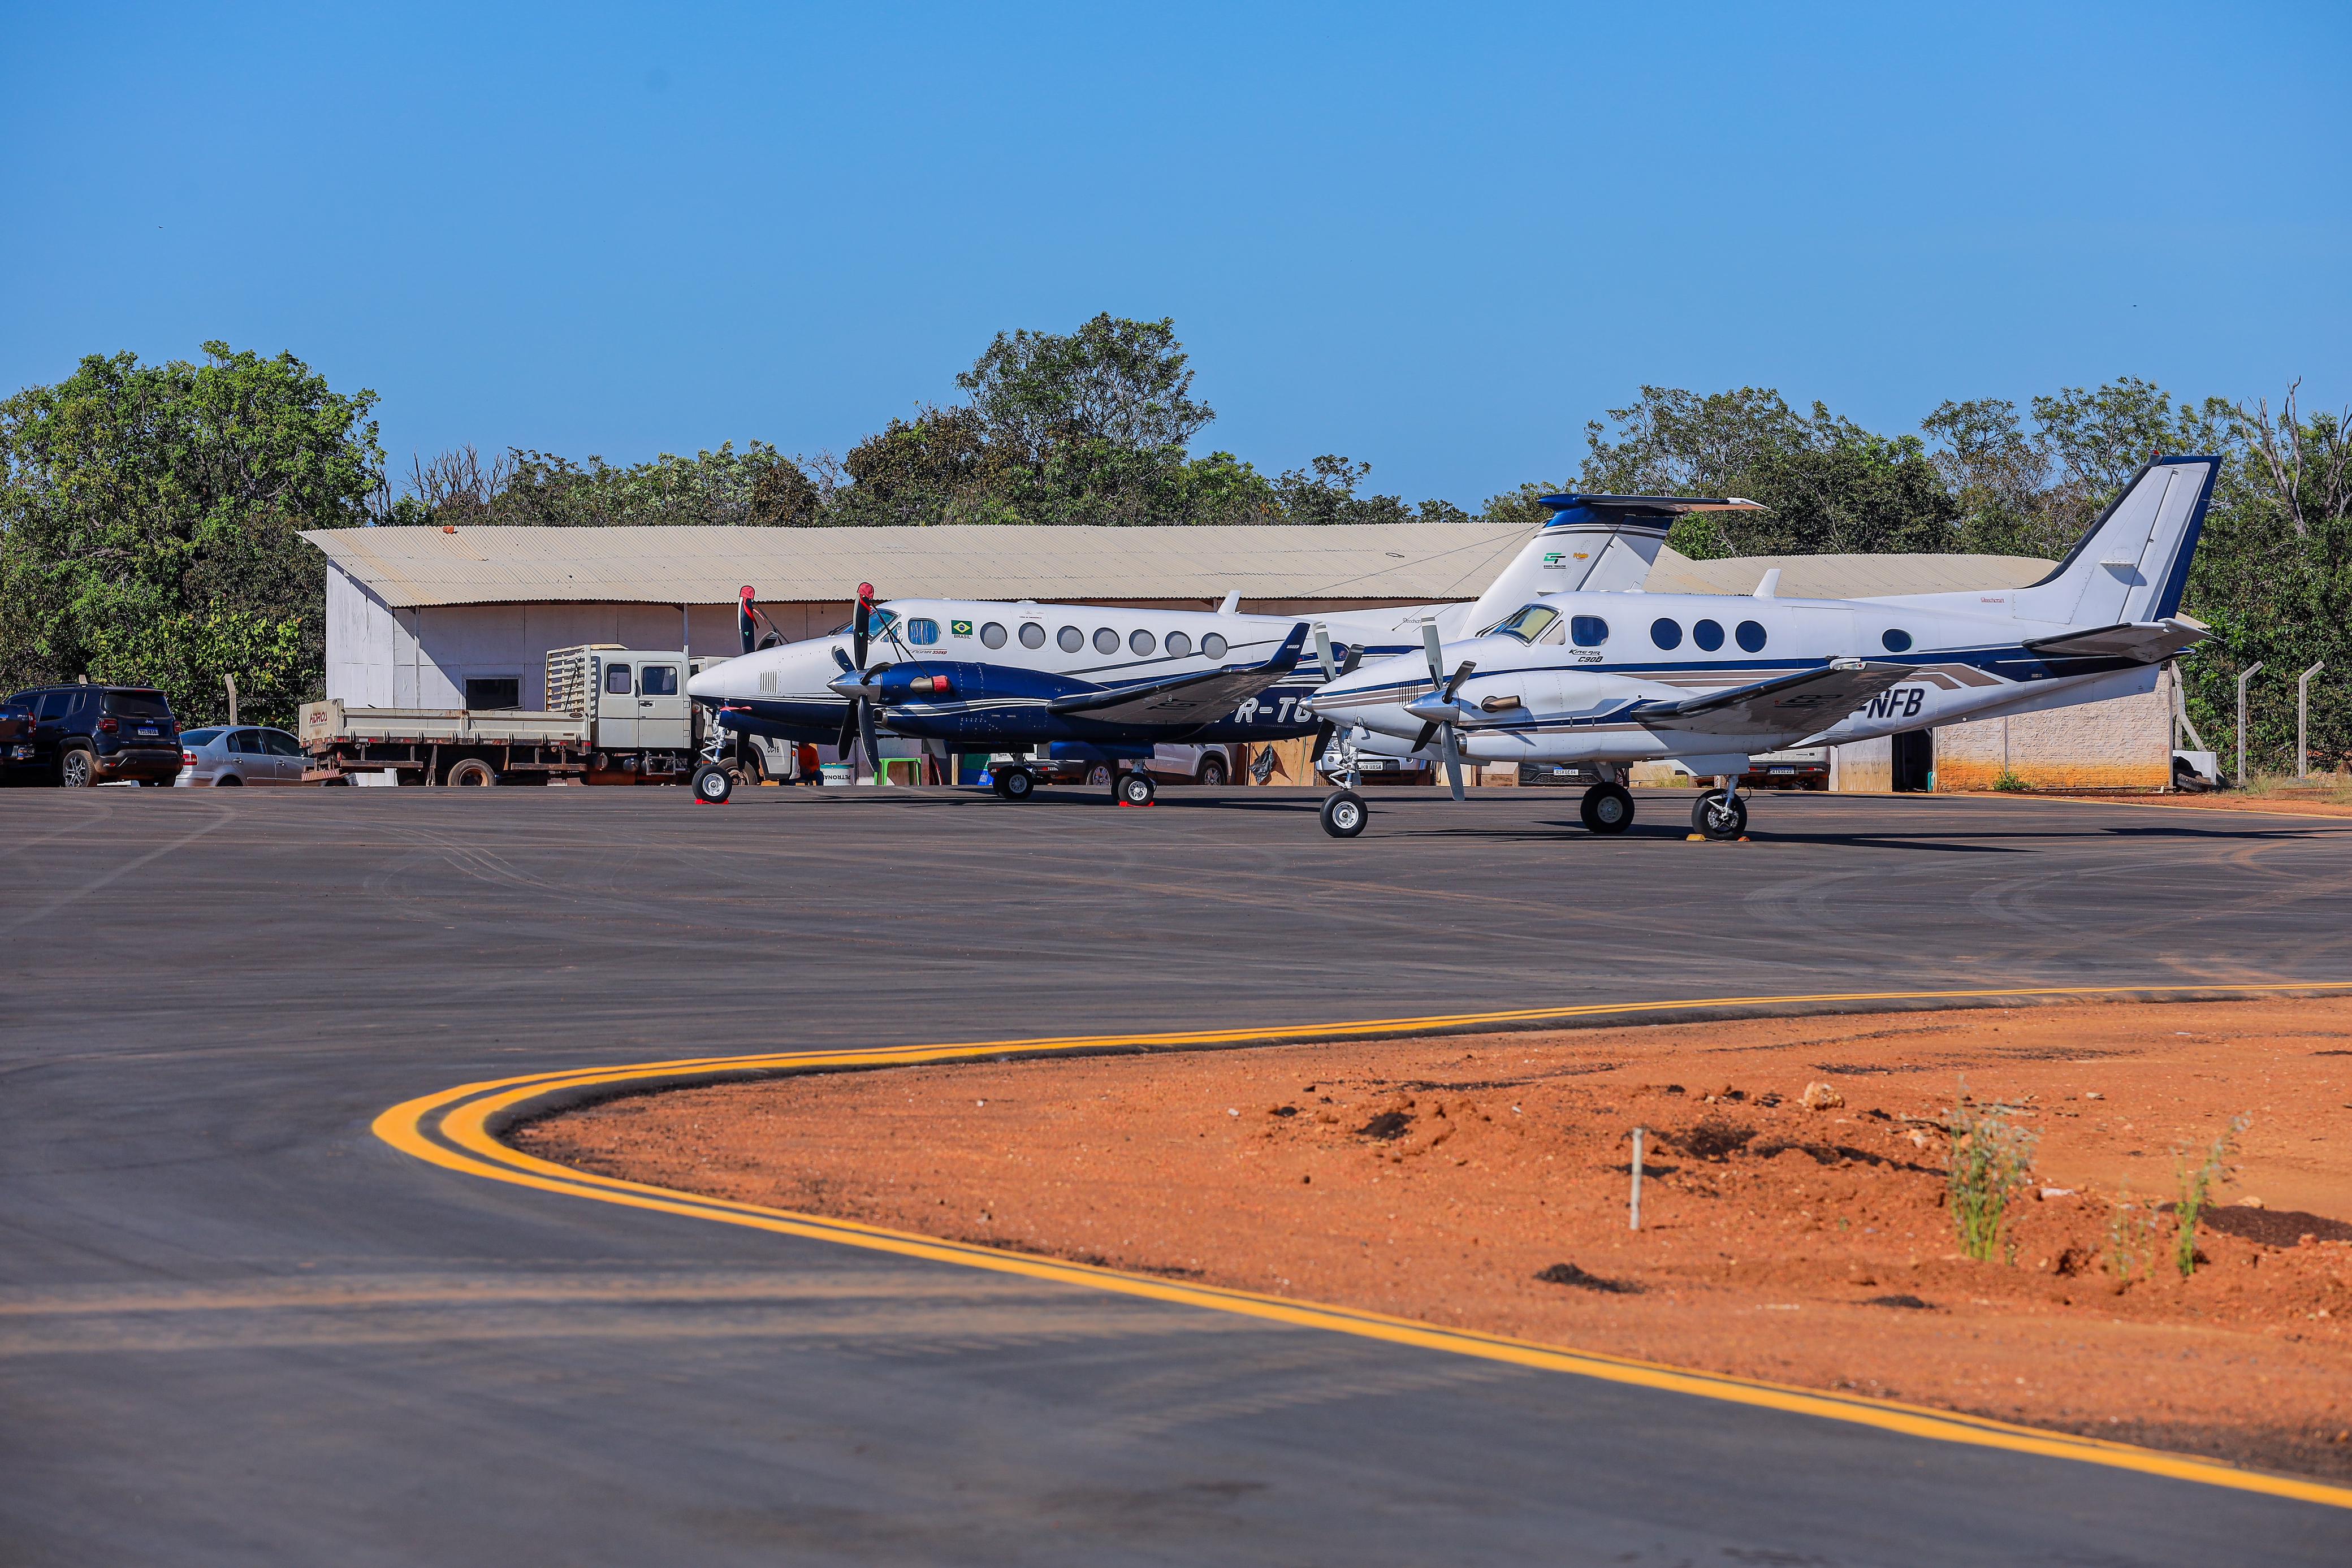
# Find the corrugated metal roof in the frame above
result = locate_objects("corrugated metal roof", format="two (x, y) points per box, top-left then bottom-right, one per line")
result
(302, 525), (2057, 609)
(1645, 547), (2054, 598)
(301, 523), (1539, 608)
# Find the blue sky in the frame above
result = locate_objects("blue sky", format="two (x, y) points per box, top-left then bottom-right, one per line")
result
(5, 3), (2346, 508)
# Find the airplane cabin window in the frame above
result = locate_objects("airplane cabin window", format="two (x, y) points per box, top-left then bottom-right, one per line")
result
(1130, 629), (1157, 656)
(1493, 605), (1559, 644)
(1650, 618), (1683, 650)
(1882, 628), (1913, 652)
(1201, 632), (1228, 660)
(980, 622), (1008, 649)
(1735, 620), (1767, 653)
(1058, 626), (1083, 652)
(1018, 622), (1045, 649)
(1693, 619), (1726, 652)
(1571, 616), (1609, 647)
(1092, 627), (1120, 655)
(906, 618), (940, 646)
(1164, 630), (1192, 657)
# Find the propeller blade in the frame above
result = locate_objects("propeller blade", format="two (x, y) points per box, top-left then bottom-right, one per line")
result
(831, 646), (854, 674)
(1438, 724), (1466, 803)
(1411, 720), (1438, 754)
(1341, 646), (1362, 676)
(1420, 622), (1446, 685)
(853, 583), (874, 669)
(1442, 659), (1478, 700)
(836, 705), (857, 756)
(1311, 720), (1335, 773)
(738, 585), (759, 656)
(1313, 626), (1338, 682)
(858, 699), (881, 780)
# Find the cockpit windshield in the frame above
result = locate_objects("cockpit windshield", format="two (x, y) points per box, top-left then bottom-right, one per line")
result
(829, 609), (900, 638)
(1491, 605), (1562, 644)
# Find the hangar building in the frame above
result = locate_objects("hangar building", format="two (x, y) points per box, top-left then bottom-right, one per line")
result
(302, 525), (2174, 791)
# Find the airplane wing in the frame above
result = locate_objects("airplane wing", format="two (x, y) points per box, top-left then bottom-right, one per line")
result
(1047, 623), (1310, 726)
(1632, 660), (1912, 736)
(2022, 616), (2208, 663)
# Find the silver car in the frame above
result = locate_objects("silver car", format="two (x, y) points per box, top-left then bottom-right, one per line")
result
(175, 726), (310, 786)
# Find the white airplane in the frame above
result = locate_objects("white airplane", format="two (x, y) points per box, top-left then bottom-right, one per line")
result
(684, 493), (1755, 803)
(1305, 454), (2220, 840)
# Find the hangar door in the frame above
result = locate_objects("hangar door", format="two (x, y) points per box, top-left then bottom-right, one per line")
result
(1892, 729), (1934, 792)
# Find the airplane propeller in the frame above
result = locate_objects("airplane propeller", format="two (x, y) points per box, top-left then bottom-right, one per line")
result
(825, 583), (891, 774)
(1307, 626), (1363, 773)
(1404, 622), (1476, 802)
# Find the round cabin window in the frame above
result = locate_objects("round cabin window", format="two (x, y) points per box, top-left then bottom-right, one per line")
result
(1018, 622), (1045, 648)
(1735, 620), (1767, 653)
(1882, 628), (1912, 652)
(1093, 627), (1120, 655)
(1693, 619), (1725, 652)
(1165, 630), (1192, 657)
(980, 622), (1008, 649)
(1129, 629), (1156, 656)
(1058, 626), (1083, 652)
(1201, 632), (1227, 660)
(1650, 618), (1682, 649)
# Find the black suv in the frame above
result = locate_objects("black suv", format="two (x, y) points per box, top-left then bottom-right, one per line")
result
(3, 685), (183, 787)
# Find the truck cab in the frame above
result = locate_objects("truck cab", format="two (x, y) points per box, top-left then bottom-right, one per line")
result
(590, 652), (690, 752)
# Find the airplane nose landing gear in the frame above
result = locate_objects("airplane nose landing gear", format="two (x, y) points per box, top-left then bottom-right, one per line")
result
(1116, 770), (1157, 807)
(1579, 781), (1635, 834)
(1692, 784), (1748, 840)
(1319, 789), (1367, 838)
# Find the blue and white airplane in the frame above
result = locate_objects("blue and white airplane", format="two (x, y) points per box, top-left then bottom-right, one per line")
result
(1304, 454), (2220, 839)
(684, 493), (1757, 803)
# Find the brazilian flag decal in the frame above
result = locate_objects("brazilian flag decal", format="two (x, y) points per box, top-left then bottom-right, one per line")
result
(952, 620), (974, 637)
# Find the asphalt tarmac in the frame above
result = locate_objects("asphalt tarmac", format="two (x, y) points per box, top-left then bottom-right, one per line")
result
(5, 782), (2351, 1566)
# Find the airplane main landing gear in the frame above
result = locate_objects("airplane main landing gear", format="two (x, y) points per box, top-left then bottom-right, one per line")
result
(1319, 789), (1368, 838)
(1116, 770), (1156, 807)
(993, 766), (1037, 800)
(1579, 781), (1635, 835)
(1692, 785), (1748, 841)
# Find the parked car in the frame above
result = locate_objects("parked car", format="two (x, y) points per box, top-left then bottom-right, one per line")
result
(1143, 743), (1233, 786)
(2, 685), (181, 786)
(176, 725), (310, 786)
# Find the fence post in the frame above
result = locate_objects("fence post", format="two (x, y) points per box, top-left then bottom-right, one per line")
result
(2236, 663), (2264, 786)
(2298, 662), (2325, 779)
(1628, 1128), (1645, 1231)
(224, 673), (239, 726)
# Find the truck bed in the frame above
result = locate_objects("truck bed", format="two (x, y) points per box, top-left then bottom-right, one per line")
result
(300, 701), (588, 747)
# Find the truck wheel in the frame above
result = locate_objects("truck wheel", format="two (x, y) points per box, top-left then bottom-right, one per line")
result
(444, 757), (497, 787)
(1000, 767), (1036, 801)
(691, 763), (734, 804)
(58, 747), (96, 787)
(1319, 789), (1368, 838)
(1084, 763), (1114, 786)
(1196, 754), (1229, 786)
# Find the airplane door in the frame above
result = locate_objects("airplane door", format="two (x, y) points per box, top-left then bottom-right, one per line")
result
(1789, 606), (1856, 659)
(638, 661), (689, 750)
(596, 660), (638, 748)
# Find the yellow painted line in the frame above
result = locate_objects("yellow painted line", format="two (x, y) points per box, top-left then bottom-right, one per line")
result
(374, 982), (2352, 1513)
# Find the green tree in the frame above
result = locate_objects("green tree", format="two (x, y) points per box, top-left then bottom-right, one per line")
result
(0, 343), (382, 725)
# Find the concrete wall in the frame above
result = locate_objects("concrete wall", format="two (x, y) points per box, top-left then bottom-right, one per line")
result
(1827, 737), (1893, 792)
(1931, 664), (2173, 791)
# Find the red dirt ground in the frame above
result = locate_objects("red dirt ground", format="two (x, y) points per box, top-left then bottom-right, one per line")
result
(518, 998), (2352, 1480)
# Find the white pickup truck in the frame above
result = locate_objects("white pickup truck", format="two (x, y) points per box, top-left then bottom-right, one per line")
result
(300, 646), (711, 785)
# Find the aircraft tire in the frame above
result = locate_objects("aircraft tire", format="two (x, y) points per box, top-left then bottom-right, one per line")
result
(999, 767), (1036, 802)
(1318, 789), (1368, 839)
(1692, 788), (1747, 840)
(1580, 782), (1635, 834)
(691, 763), (734, 804)
(1116, 771), (1156, 807)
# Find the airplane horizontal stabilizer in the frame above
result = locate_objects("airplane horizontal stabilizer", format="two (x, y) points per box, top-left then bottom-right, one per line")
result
(1633, 660), (1912, 737)
(1047, 623), (1310, 726)
(2021, 616), (2208, 664)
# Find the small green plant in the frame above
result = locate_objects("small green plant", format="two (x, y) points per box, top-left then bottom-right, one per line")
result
(2105, 1184), (2161, 1284)
(1946, 1081), (2038, 1263)
(1990, 769), (2031, 793)
(2173, 1114), (2250, 1278)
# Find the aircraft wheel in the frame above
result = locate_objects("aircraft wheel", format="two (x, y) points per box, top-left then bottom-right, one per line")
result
(691, 763), (734, 804)
(1580, 782), (1636, 835)
(1692, 788), (1748, 840)
(999, 766), (1036, 801)
(1117, 771), (1156, 807)
(1319, 789), (1368, 839)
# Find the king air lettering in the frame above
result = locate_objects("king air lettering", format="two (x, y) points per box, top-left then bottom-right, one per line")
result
(1858, 686), (1927, 722)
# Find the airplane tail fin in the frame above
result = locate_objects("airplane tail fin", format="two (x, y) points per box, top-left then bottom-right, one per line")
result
(2014, 456), (2221, 627)
(1459, 494), (1766, 631)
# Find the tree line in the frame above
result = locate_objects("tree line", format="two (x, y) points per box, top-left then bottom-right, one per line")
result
(2, 318), (2345, 768)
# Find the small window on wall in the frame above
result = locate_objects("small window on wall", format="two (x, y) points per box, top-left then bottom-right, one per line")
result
(640, 665), (679, 695)
(465, 678), (521, 711)
(604, 665), (634, 695)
